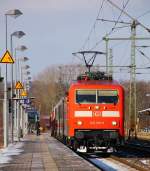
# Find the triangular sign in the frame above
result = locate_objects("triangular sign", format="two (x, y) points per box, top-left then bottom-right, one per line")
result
(21, 90), (27, 97)
(15, 81), (24, 89)
(0, 50), (14, 63)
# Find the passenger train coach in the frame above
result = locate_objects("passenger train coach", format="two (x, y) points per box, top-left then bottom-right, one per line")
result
(51, 72), (124, 152)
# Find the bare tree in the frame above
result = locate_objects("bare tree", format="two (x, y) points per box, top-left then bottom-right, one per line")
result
(31, 64), (150, 133)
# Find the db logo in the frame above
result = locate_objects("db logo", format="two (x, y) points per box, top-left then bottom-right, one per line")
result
(93, 111), (101, 117)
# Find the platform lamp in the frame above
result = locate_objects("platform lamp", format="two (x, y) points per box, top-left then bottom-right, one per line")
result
(25, 79), (32, 92)
(11, 32), (26, 85)
(22, 69), (31, 91)
(27, 76), (32, 80)
(20, 60), (30, 81)
(20, 61), (30, 137)
(21, 65), (30, 134)
(3, 9), (23, 147)
(15, 45), (28, 82)
(14, 45), (28, 141)
(10, 31), (25, 143)
(5, 9), (23, 50)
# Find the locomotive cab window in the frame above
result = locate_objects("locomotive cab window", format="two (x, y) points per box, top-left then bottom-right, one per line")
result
(76, 90), (96, 104)
(98, 90), (118, 104)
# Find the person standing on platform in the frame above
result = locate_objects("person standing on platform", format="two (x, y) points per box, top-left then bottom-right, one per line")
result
(35, 120), (40, 136)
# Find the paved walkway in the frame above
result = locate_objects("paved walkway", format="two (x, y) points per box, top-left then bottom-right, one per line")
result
(0, 134), (58, 171)
(0, 134), (99, 171)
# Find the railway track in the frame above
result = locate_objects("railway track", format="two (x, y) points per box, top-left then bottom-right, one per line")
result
(78, 152), (138, 171)
(77, 142), (150, 171)
(52, 135), (150, 171)
(112, 142), (150, 171)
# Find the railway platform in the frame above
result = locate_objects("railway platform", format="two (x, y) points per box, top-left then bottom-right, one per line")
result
(0, 133), (99, 171)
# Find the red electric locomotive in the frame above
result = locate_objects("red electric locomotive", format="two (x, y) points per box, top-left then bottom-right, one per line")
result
(52, 71), (124, 152)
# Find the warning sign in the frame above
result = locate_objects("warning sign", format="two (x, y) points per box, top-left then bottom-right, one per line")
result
(21, 90), (27, 97)
(15, 81), (24, 89)
(0, 50), (14, 63)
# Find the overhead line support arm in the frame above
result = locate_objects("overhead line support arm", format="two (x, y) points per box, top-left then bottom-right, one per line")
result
(106, 0), (150, 33)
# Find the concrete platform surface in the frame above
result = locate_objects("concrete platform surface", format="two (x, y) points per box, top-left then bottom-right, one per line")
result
(0, 133), (100, 171)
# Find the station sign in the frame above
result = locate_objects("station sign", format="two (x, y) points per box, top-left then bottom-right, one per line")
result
(24, 98), (30, 105)
(0, 50), (14, 63)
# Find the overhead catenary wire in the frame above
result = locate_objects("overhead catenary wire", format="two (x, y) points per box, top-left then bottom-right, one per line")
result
(106, 0), (150, 33)
(136, 48), (150, 62)
(73, 0), (106, 63)
(91, 0), (150, 51)
(74, 0), (150, 81)
(81, 0), (106, 51)
(104, 0), (130, 36)
(137, 9), (150, 19)
(112, 40), (131, 69)
(90, 0), (130, 50)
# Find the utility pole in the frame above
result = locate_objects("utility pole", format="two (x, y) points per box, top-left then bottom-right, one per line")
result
(98, 20), (131, 76)
(106, 0), (150, 33)
(109, 48), (113, 76)
(102, 35), (150, 137)
(99, 0), (150, 138)
(103, 36), (109, 74)
(129, 21), (136, 137)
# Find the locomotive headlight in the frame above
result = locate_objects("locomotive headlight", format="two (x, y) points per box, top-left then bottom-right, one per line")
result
(112, 121), (117, 126)
(95, 106), (99, 110)
(77, 121), (83, 125)
(88, 106), (91, 110)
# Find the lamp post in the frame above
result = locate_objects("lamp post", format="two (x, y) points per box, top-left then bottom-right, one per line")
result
(15, 45), (28, 82)
(23, 76), (34, 132)
(11, 31), (26, 56)
(27, 76), (32, 80)
(10, 31), (25, 143)
(14, 45), (27, 141)
(21, 68), (31, 95)
(15, 45), (28, 51)
(22, 70), (31, 83)
(26, 80), (32, 91)
(4, 9), (22, 147)
(5, 10), (23, 50)
(20, 62), (30, 137)
(20, 57), (29, 62)
(21, 65), (30, 82)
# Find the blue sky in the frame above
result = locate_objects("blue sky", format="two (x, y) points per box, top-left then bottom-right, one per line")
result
(0, 0), (150, 81)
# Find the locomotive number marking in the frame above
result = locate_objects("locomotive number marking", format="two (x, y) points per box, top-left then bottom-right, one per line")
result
(93, 111), (102, 117)
(90, 121), (104, 125)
